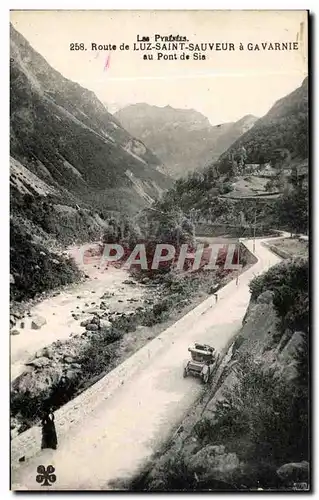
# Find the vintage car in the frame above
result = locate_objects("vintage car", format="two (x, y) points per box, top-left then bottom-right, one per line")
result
(183, 343), (217, 384)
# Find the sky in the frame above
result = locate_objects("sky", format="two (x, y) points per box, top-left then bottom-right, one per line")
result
(10, 10), (308, 125)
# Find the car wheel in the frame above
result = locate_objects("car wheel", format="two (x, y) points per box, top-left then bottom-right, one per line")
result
(183, 367), (188, 378)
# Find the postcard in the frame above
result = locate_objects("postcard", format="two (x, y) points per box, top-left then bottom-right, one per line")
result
(10, 10), (309, 491)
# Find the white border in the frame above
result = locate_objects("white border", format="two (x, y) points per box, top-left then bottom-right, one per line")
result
(1, 2), (316, 498)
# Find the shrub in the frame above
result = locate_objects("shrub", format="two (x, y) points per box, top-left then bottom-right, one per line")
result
(249, 258), (308, 336)
(10, 220), (81, 301)
(197, 353), (309, 465)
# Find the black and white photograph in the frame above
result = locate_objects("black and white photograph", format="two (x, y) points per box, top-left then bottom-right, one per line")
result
(9, 10), (309, 491)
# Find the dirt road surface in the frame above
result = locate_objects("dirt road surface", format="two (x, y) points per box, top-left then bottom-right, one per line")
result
(11, 238), (281, 490)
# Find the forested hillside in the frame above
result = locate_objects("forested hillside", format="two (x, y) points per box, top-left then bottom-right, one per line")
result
(217, 77), (308, 173)
(150, 77), (308, 236)
(10, 24), (171, 301)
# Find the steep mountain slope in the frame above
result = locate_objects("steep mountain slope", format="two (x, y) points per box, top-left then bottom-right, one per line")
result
(115, 104), (258, 178)
(150, 79), (308, 237)
(10, 24), (170, 218)
(10, 24), (171, 301)
(217, 77), (308, 173)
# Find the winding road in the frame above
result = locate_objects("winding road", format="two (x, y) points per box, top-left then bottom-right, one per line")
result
(11, 237), (281, 490)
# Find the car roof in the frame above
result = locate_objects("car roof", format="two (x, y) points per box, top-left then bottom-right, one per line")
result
(189, 348), (213, 356)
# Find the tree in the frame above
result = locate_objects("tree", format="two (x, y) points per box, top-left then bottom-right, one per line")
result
(274, 184), (308, 234)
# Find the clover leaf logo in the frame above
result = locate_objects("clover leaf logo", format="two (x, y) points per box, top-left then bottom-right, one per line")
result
(36, 465), (56, 486)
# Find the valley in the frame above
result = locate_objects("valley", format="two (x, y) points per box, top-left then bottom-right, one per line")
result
(10, 16), (309, 492)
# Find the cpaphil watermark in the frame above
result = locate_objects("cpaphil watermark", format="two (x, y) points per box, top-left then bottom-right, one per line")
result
(76, 240), (243, 272)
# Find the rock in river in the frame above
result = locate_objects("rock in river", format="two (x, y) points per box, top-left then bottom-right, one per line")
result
(85, 323), (99, 331)
(31, 316), (47, 330)
(100, 319), (112, 330)
(80, 318), (92, 327)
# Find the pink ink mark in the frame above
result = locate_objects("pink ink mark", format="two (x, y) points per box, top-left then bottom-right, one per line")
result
(104, 53), (111, 71)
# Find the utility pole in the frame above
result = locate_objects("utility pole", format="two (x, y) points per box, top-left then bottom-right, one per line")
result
(253, 206), (257, 253)
(236, 240), (240, 285)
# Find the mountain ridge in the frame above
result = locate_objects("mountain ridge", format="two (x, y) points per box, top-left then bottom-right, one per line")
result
(10, 24), (171, 300)
(114, 104), (258, 178)
(10, 24), (170, 217)
(216, 76), (308, 173)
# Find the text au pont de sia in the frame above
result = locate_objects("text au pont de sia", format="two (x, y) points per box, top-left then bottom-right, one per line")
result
(71, 35), (300, 61)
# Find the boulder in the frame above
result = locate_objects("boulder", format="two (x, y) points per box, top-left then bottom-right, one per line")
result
(26, 357), (51, 368)
(31, 316), (46, 330)
(85, 323), (99, 331)
(189, 445), (241, 480)
(11, 428), (20, 439)
(80, 318), (92, 327)
(71, 363), (82, 369)
(257, 290), (274, 304)
(63, 356), (75, 364)
(10, 329), (20, 336)
(86, 308), (101, 315)
(41, 347), (54, 359)
(13, 310), (24, 320)
(12, 363), (64, 396)
(276, 461), (309, 483)
(65, 369), (80, 382)
(100, 319), (112, 330)
(100, 292), (114, 299)
(141, 277), (150, 284)
(91, 315), (100, 326)
(123, 279), (136, 285)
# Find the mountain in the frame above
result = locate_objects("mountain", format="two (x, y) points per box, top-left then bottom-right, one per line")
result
(151, 78), (308, 236)
(10, 25), (171, 301)
(217, 77), (308, 173)
(114, 104), (258, 178)
(10, 25), (170, 218)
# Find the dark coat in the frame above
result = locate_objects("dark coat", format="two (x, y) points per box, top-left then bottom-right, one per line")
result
(41, 412), (58, 450)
